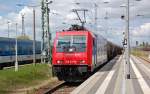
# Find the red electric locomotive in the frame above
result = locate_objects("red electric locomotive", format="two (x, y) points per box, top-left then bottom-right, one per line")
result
(52, 26), (109, 82)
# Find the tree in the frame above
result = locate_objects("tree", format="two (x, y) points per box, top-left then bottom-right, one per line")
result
(146, 42), (149, 47)
(142, 42), (145, 47)
(17, 35), (30, 40)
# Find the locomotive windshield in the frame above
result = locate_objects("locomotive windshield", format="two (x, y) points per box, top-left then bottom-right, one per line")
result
(56, 35), (86, 52)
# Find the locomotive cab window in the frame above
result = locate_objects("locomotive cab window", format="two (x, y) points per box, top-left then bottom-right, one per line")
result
(56, 35), (86, 52)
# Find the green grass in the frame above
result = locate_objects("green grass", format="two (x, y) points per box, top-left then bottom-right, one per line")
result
(0, 64), (53, 94)
(131, 49), (149, 58)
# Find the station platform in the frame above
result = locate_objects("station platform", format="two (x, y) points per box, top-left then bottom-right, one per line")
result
(71, 55), (150, 94)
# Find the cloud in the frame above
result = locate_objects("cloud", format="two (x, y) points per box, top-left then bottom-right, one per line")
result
(132, 23), (150, 37)
(0, 6), (42, 40)
(0, 4), (14, 13)
(66, 13), (77, 20)
(0, 0), (150, 46)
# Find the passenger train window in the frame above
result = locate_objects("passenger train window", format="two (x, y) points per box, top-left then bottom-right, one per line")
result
(0, 48), (2, 55)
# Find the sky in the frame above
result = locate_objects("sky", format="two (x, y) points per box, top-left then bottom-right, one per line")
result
(0, 0), (150, 46)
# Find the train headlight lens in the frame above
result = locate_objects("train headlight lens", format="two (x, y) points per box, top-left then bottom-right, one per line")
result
(69, 48), (74, 52)
(57, 60), (63, 64)
(80, 60), (85, 64)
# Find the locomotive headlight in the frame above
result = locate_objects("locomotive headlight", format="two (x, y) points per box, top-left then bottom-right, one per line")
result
(80, 60), (85, 64)
(69, 48), (74, 52)
(57, 60), (63, 64)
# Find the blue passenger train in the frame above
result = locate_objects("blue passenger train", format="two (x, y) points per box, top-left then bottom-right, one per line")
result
(0, 37), (41, 69)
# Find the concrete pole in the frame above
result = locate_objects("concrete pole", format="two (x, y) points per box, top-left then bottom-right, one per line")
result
(41, 0), (45, 64)
(33, 8), (36, 65)
(7, 21), (10, 38)
(94, 3), (98, 33)
(7, 21), (10, 55)
(46, 1), (51, 64)
(15, 23), (18, 71)
(126, 0), (131, 79)
(21, 13), (25, 36)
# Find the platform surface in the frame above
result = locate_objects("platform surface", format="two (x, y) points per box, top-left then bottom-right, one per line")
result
(71, 55), (150, 94)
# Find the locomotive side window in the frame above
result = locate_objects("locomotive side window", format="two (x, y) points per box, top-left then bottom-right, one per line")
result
(56, 35), (86, 52)
(0, 42), (4, 55)
(93, 39), (95, 47)
(0, 43), (3, 55)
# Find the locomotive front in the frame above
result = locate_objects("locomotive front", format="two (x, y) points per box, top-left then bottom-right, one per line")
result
(52, 31), (90, 81)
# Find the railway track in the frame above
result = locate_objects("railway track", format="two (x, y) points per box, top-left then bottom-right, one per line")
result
(46, 59), (117, 94)
(35, 81), (64, 94)
(46, 82), (81, 94)
(138, 56), (150, 63)
(36, 81), (81, 94)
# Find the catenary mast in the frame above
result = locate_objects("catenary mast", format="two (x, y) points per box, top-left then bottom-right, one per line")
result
(41, 0), (52, 64)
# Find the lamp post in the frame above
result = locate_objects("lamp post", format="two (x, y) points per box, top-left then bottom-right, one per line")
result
(15, 23), (18, 71)
(7, 21), (10, 38)
(21, 13), (25, 36)
(126, 0), (143, 79)
(29, 7), (36, 65)
(94, 3), (98, 33)
(126, 0), (130, 79)
(120, 0), (142, 79)
(7, 21), (11, 55)
(120, 1), (131, 79)
(33, 8), (36, 65)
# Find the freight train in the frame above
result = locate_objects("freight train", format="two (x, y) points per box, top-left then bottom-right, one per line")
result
(0, 37), (41, 69)
(52, 25), (122, 82)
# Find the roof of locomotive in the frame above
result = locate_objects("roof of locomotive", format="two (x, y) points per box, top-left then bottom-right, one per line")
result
(55, 24), (122, 48)
(56, 30), (96, 38)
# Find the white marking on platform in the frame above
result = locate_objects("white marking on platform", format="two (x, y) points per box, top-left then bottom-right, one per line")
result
(95, 70), (115, 94)
(130, 59), (150, 94)
(121, 58), (126, 94)
(134, 57), (150, 72)
(72, 55), (122, 94)
(71, 72), (104, 94)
